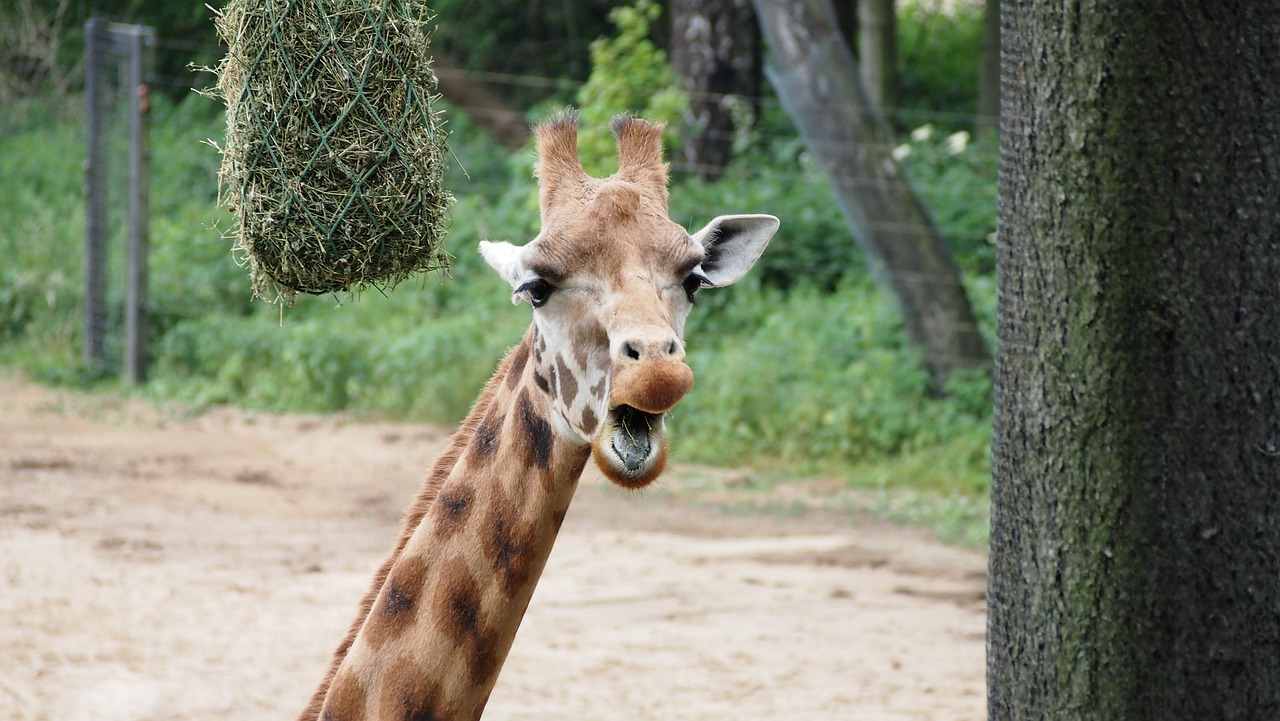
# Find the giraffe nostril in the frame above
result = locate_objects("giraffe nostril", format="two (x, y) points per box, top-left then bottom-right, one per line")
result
(667, 341), (679, 355)
(623, 342), (641, 360)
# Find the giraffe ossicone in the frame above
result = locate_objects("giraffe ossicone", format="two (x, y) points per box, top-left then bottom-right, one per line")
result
(301, 111), (778, 721)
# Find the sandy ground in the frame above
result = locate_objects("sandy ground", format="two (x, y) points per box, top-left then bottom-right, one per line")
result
(0, 377), (986, 721)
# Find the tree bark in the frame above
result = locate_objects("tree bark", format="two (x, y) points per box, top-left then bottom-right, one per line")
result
(975, 0), (998, 136)
(989, 2), (1280, 719)
(433, 54), (528, 150)
(752, 0), (990, 382)
(832, 0), (857, 52)
(670, 0), (761, 180)
(858, 0), (897, 123)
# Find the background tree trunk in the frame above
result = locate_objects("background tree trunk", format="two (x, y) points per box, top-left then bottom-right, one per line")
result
(752, 0), (990, 382)
(975, 0), (998, 136)
(832, 0), (858, 52)
(434, 54), (528, 150)
(989, 2), (1280, 719)
(857, 0), (897, 124)
(670, 0), (761, 180)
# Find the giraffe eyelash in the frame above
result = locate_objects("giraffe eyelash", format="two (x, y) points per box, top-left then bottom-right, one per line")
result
(682, 271), (711, 304)
(515, 278), (556, 308)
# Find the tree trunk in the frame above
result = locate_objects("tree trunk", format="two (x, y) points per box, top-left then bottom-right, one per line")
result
(975, 0), (998, 136)
(752, 0), (990, 382)
(433, 54), (528, 151)
(989, 2), (1280, 719)
(670, 0), (761, 181)
(832, 0), (857, 52)
(858, 0), (897, 124)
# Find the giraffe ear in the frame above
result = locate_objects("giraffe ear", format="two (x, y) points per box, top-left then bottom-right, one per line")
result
(691, 214), (780, 287)
(479, 241), (528, 294)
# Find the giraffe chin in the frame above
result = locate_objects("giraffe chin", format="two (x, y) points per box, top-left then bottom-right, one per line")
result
(593, 405), (669, 489)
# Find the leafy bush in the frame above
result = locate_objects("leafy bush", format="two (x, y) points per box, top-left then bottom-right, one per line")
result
(670, 146), (860, 292)
(896, 0), (987, 127)
(893, 122), (998, 274)
(679, 280), (990, 473)
(574, 0), (685, 174)
(0, 101), (87, 363)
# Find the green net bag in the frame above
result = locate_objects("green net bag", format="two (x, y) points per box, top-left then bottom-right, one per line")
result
(212, 0), (452, 301)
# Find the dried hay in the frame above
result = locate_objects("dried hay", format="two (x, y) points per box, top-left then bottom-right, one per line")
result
(210, 0), (452, 301)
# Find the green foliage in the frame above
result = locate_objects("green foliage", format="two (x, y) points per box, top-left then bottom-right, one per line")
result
(574, 0), (685, 175)
(150, 286), (526, 422)
(896, 0), (987, 126)
(0, 102), (89, 366)
(669, 139), (861, 292)
(893, 122), (999, 274)
(677, 280), (990, 474)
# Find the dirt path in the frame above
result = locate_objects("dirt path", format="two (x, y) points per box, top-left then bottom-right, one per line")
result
(0, 377), (986, 721)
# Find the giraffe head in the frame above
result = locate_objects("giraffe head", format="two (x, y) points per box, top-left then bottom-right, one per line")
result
(481, 111), (778, 489)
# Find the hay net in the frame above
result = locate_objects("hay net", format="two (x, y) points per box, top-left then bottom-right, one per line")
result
(212, 0), (452, 301)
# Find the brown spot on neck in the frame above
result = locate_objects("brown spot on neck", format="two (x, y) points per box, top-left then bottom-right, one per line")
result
(556, 355), (578, 406)
(374, 668), (447, 721)
(516, 389), (553, 471)
(505, 341), (530, 389)
(433, 484), (474, 539)
(319, 669), (366, 721)
(532, 369), (551, 395)
(482, 498), (538, 599)
(432, 559), (484, 643)
(431, 559), (504, 688)
(580, 406), (599, 437)
(466, 406), (502, 464)
(364, 553), (429, 650)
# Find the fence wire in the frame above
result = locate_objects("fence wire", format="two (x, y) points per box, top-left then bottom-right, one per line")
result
(117, 36), (995, 344)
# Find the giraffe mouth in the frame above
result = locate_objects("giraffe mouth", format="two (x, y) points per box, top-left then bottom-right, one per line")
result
(593, 404), (668, 489)
(612, 405), (660, 468)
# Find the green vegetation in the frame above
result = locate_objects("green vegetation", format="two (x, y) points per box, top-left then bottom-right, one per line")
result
(574, 0), (686, 173)
(0, 1), (996, 546)
(897, 0), (988, 125)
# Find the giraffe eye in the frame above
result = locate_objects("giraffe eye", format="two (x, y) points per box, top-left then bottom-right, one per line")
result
(516, 278), (555, 308)
(682, 271), (711, 304)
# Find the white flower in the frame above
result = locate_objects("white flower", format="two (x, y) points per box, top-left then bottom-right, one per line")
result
(910, 124), (934, 142)
(891, 143), (912, 161)
(946, 130), (971, 155)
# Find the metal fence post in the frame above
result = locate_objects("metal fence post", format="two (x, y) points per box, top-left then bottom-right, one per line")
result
(83, 19), (154, 383)
(124, 26), (154, 385)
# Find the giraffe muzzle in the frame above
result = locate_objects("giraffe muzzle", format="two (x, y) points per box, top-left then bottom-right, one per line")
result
(609, 357), (694, 415)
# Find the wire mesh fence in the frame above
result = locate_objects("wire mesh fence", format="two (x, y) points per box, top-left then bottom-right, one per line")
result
(83, 19), (154, 384)
(71, 28), (996, 381)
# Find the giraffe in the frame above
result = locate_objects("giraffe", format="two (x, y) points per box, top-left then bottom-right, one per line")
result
(299, 111), (779, 721)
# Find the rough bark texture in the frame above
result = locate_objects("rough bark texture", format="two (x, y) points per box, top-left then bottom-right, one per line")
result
(858, 0), (897, 122)
(434, 54), (528, 150)
(989, 2), (1280, 719)
(753, 0), (990, 381)
(670, 0), (761, 180)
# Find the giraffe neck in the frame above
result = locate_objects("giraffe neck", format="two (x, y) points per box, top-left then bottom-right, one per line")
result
(303, 327), (591, 721)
